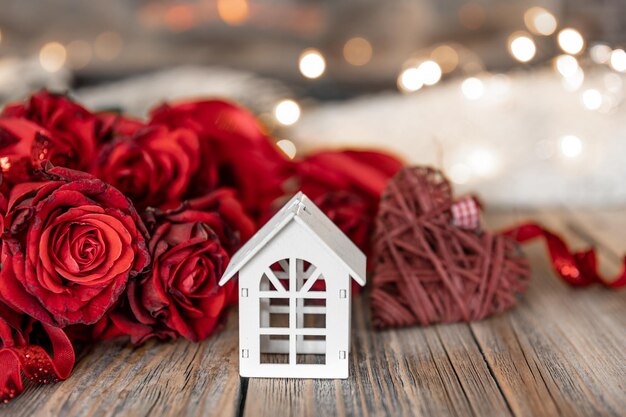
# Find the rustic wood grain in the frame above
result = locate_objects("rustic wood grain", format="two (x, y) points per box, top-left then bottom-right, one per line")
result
(1, 208), (625, 417)
(474, 209), (626, 417)
(1, 310), (242, 417)
(244, 297), (511, 417)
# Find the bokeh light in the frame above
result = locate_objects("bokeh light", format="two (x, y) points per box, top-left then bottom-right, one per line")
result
(557, 28), (584, 55)
(217, 0), (249, 26)
(430, 45), (459, 73)
(609, 49), (626, 72)
(581, 89), (602, 111)
(559, 135), (583, 158)
(343, 37), (373, 66)
(397, 68), (423, 92)
(508, 33), (536, 63)
(590, 44), (612, 64)
(524, 7), (557, 36)
(561, 67), (584, 91)
(66, 40), (92, 70)
(274, 100), (301, 126)
(276, 139), (297, 159)
(468, 148), (499, 177)
(39, 42), (67, 72)
(164, 4), (196, 31)
(554, 54), (579, 78)
(417, 60), (442, 86)
(299, 49), (326, 79)
(461, 77), (484, 100)
(94, 32), (123, 61)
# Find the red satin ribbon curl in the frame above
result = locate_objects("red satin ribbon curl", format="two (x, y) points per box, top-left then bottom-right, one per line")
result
(0, 324), (74, 403)
(502, 222), (626, 288)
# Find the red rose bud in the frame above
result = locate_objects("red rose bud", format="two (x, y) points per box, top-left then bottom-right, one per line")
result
(0, 166), (150, 327)
(94, 125), (203, 210)
(127, 211), (234, 342)
(171, 188), (256, 254)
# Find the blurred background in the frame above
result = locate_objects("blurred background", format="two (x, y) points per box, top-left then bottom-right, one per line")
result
(0, 0), (625, 206)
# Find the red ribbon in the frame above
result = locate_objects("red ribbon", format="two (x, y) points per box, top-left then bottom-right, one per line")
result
(502, 222), (626, 288)
(0, 324), (74, 403)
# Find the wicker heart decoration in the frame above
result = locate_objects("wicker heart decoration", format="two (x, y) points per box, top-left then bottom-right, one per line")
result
(370, 166), (530, 328)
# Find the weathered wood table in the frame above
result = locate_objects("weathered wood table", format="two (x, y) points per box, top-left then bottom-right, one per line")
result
(3, 209), (625, 417)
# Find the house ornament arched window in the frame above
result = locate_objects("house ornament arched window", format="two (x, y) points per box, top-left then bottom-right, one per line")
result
(259, 258), (327, 364)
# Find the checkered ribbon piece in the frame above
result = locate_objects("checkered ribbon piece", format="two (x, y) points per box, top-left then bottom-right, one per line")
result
(451, 196), (481, 230)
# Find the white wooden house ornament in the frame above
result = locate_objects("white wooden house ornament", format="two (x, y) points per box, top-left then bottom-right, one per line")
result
(219, 192), (366, 379)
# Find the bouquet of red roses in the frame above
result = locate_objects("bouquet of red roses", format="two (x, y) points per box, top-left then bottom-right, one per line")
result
(0, 91), (403, 401)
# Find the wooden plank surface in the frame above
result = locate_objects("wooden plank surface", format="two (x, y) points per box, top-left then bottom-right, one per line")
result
(1, 209), (625, 417)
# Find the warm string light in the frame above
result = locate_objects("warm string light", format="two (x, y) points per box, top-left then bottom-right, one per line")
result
(217, 0), (249, 26)
(298, 49), (326, 79)
(554, 54), (579, 77)
(461, 77), (484, 100)
(418, 60), (442, 85)
(581, 89), (602, 111)
(39, 42), (67, 72)
(276, 139), (297, 159)
(559, 135), (583, 158)
(66, 40), (92, 70)
(343, 37), (373, 66)
(508, 32), (536, 63)
(164, 4), (196, 32)
(553, 55), (585, 92)
(274, 99), (301, 126)
(468, 148), (499, 177)
(562, 69), (584, 92)
(397, 60), (442, 93)
(385, 8), (617, 173)
(557, 28), (584, 55)
(94, 32), (123, 61)
(430, 45), (459, 74)
(590, 44), (612, 64)
(524, 7), (557, 36)
(609, 49), (626, 72)
(397, 67), (423, 92)
(447, 146), (500, 185)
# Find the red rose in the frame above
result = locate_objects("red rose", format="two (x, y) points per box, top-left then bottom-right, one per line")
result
(295, 150), (403, 256)
(127, 209), (234, 342)
(150, 100), (294, 219)
(1, 91), (99, 181)
(0, 166), (150, 327)
(78, 189), (253, 345)
(94, 125), (201, 210)
(168, 188), (256, 254)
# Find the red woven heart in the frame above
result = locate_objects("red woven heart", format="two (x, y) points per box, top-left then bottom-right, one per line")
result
(370, 166), (530, 328)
